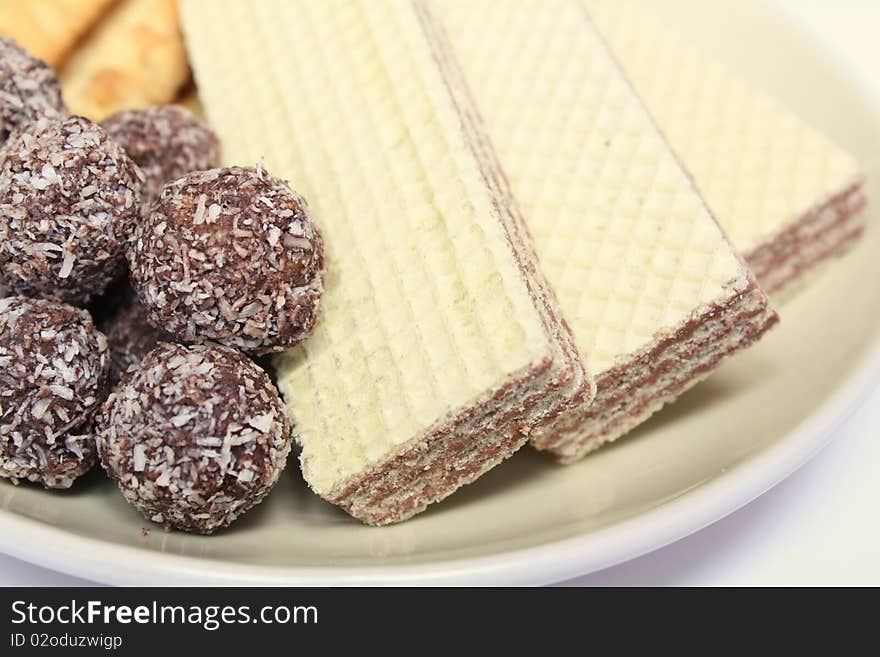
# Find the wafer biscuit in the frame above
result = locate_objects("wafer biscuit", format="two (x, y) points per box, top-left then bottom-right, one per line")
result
(181, 0), (588, 524)
(587, 0), (866, 295)
(0, 0), (115, 68)
(60, 0), (188, 121)
(436, 0), (777, 462)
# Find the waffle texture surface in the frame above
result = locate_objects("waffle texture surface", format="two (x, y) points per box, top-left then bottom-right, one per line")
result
(586, 0), (864, 265)
(180, 0), (557, 499)
(437, 0), (750, 379)
(436, 0), (777, 459)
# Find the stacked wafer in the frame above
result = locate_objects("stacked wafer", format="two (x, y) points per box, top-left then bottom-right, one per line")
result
(181, 0), (588, 525)
(586, 0), (866, 295)
(435, 0), (778, 461)
(2, 0), (863, 527)
(4, 0), (858, 296)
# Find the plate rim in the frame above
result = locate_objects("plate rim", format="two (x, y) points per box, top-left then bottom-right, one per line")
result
(1, 0), (878, 586)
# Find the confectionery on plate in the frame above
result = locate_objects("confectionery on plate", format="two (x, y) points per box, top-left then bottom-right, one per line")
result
(128, 165), (325, 355)
(0, 296), (109, 488)
(101, 104), (221, 205)
(0, 0), (870, 539)
(99, 292), (170, 385)
(0, 115), (144, 303)
(435, 0), (777, 462)
(95, 341), (293, 534)
(181, 0), (587, 525)
(587, 0), (866, 296)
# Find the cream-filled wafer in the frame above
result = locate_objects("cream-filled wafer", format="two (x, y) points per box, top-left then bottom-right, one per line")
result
(180, 0), (588, 524)
(436, 0), (778, 462)
(587, 0), (866, 296)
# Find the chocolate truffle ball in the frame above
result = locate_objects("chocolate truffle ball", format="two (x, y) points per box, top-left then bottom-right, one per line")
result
(102, 105), (221, 205)
(0, 116), (144, 303)
(95, 341), (293, 534)
(0, 38), (66, 146)
(128, 166), (324, 354)
(0, 296), (109, 488)
(101, 295), (170, 385)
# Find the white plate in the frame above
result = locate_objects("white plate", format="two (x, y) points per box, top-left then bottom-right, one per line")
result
(1, 0), (879, 585)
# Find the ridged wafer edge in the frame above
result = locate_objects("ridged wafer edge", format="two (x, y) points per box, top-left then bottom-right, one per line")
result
(746, 178), (867, 296)
(518, 2), (779, 462)
(535, 281), (777, 461)
(324, 0), (591, 525)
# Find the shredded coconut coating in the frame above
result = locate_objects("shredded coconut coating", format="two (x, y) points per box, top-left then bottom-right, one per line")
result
(90, 278), (170, 385)
(0, 116), (144, 304)
(0, 296), (109, 488)
(101, 294), (171, 385)
(0, 38), (66, 146)
(95, 341), (293, 534)
(128, 166), (324, 354)
(102, 105), (221, 206)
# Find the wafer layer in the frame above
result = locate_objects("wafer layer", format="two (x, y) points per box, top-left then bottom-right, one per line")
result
(180, 0), (586, 523)
(587, 0), (866, 294)
(436, 0), (777, 461)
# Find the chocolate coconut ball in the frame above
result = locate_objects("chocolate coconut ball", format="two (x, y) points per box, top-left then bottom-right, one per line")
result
(0, 296), (109, 488)
(102, 105), (221, 205)
(128, 166), (324, 354)
(90, 278), (171, 385)
(95, 341), (293, 534)
(0, 38), (66, 146)
(0, 116), (144, 303)
(101, 296), (170, 385)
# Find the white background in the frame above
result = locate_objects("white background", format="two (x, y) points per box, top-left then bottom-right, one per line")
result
(2, 0), (879, 586)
